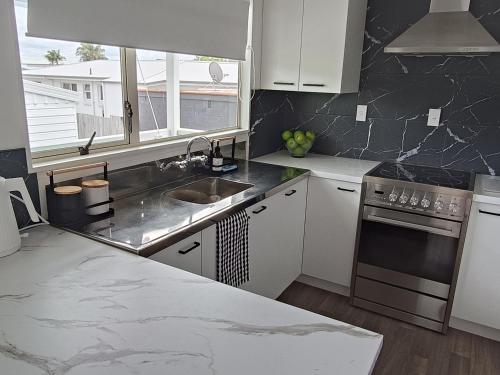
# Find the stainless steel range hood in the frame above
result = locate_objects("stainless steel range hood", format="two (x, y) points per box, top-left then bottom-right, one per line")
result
(384, 0), (500, 55)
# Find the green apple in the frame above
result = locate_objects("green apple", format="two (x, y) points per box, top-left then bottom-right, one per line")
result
(302, 140), (312, 152)
(292, 146), (305, 157)
(286, 138), (298, 150)
(306, 131), (316, 142)
(281, 130), (293, 141)
(294, 131), (307, 145)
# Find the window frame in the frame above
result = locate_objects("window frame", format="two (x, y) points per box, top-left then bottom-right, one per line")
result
(29, 48), (133, 160)
(83, 83), (92, 101)
(131, 50), (242, 146)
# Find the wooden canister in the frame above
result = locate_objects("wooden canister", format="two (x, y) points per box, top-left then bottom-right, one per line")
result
(82, 180), (110, 216)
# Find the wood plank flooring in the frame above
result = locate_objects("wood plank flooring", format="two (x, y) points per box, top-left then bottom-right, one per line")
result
(277, 282), (500, 375)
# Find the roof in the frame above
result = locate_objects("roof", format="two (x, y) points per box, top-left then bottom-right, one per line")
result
(23, 80), (80, 102)
(22, 60), (239, 85)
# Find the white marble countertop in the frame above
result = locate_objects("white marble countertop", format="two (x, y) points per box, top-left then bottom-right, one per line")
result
(473, 174), (500, 205)
(0, 226), (382, 375)
(254, 151), (380, 183)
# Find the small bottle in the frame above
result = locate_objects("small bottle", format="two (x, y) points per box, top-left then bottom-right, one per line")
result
(212, 141), (223, 172)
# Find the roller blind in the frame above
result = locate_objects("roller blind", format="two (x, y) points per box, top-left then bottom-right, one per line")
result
(27, 0), (250, 60)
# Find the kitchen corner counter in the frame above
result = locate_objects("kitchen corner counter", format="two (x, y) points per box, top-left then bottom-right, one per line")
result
(0, 226), (383, 375)
(254, 151), (380, 183)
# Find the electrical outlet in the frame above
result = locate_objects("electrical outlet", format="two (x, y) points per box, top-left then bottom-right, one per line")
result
(427, 108), (441, 127)
(356, 105), (368, 122)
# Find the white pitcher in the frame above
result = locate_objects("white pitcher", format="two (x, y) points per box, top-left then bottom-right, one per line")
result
(0, 177), (40, 257)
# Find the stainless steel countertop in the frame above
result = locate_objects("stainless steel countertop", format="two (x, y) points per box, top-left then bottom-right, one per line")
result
(63, 160), (309, 257)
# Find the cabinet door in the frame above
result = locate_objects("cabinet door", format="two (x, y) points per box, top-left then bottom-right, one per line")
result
(302, 177), (361, 286)
(149, 232), (202, 275)
(299, 0), (349, 93)
(240, 197), (280, 297)
(260, 0), (303, 91)
(452, 203), (500, 329)
(272, 178), (308, 296)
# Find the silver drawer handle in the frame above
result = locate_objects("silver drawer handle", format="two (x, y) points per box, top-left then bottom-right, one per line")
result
(179, 242), (200, 255)
(366, 214), (458, 238)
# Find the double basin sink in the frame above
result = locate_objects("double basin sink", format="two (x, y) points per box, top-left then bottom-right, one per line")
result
(167, 177), (254, 205)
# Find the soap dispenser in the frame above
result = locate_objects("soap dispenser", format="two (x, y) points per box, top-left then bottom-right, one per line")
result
(0, 177), (40, 257)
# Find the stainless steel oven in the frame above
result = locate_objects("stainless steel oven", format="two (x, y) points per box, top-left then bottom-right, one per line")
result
(351, 162), (473, 333)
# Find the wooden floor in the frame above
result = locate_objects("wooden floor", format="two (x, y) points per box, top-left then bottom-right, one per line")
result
(278, 282), (500, 375)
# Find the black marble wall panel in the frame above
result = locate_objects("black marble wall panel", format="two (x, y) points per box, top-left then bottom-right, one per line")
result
(0, 148), (40, 228)
(249, 0), (500, 175)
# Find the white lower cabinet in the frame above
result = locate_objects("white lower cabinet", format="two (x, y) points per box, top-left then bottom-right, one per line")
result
(241, 178), (307, 299)
(452, 202), (500, 330)
(149, 232), (202, 275)
(152, 179), (308, 299)
(302, 177), (361, 287)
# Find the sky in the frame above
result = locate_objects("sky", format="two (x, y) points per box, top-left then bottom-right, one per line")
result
(13, 2), (181, 64)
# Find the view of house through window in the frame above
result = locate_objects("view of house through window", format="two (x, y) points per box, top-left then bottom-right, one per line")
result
(15, 1), (241, 157)
(15, 1), (127, 155)
(136, 50), (240, 142)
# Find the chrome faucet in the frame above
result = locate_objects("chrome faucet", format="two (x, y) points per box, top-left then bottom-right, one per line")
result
(160, 136), (212, 171)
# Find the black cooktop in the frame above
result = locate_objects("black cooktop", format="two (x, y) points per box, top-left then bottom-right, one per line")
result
(367, 162), (473, 191)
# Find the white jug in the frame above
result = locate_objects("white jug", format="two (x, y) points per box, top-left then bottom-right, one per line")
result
(0, 177), (40, 257)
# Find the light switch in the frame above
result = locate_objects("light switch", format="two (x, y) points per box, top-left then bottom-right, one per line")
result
(427, 108), (441, 127)
(356, 105), (368, 122)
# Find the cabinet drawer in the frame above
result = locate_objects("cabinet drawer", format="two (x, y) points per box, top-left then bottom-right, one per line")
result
(354, 277), (447, 322)
(149, 233), (202, 275)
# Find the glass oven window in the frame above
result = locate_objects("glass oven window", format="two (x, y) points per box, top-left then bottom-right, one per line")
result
(358, 220), (459, 285)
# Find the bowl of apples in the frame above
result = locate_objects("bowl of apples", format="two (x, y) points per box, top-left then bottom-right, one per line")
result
(282, 129), (316, 158)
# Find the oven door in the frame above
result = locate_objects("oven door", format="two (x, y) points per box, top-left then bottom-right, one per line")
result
(357, 205), (462, 293)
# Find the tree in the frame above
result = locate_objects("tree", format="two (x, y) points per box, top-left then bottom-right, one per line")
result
(76, 43), (108, 62)
(45, 49), (65, 65)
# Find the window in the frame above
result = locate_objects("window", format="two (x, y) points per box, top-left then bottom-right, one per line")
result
(84, 84), (92, 100)
(136, 50), (240, 142)
(62, 82), (78, 92)
(15, 1), (128, 157)
(15, 1), (243, 159)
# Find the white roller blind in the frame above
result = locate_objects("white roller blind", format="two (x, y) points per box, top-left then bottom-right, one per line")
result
(27, 0), (250, 60)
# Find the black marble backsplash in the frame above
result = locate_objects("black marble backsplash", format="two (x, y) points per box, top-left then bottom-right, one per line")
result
(250, 0), (500, 175)
(0, 148), (40, 228)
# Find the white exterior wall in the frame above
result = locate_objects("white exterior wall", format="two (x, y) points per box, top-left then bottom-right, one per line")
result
(23, 82), (79, 150)
(102, 82), (123, 118)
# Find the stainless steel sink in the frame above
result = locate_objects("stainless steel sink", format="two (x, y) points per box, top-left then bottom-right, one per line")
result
(167, 178), (254, 204)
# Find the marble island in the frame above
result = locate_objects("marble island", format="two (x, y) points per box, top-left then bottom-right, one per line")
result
(0, 226), (382, 375)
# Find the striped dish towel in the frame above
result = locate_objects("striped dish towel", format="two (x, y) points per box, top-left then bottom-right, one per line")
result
(216, 210), (250, 287)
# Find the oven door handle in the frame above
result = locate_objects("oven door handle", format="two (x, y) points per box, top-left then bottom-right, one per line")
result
(365, 214), (458, 237)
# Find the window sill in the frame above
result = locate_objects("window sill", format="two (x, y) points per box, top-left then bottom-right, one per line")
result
(30, 129), (249, 173)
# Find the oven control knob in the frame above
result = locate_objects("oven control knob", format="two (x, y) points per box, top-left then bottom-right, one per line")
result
(410, 192), (420, 206)
(434, 200), (444, 211)
(449, 202), (459, 214)
(421, 197), (431, 208)
(399, 192), (409, 204)
(389, 187), (398, 202)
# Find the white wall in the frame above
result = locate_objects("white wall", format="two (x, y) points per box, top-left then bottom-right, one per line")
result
(0, 0), (29, 151)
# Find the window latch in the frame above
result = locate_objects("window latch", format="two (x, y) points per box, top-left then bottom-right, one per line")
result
(124, 100), (133, 134)
(79, 131), (96, 156)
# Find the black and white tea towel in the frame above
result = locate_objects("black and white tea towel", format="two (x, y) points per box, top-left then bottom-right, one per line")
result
(216, 210), (250, 287)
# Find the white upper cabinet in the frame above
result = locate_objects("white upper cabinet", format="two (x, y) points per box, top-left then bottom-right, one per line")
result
(260, 0), (304, 91)
(260, 0), (368, 94)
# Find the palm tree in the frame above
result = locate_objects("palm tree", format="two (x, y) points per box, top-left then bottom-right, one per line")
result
(45, 49), (66, 65)
(76, 43), (108, 62)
